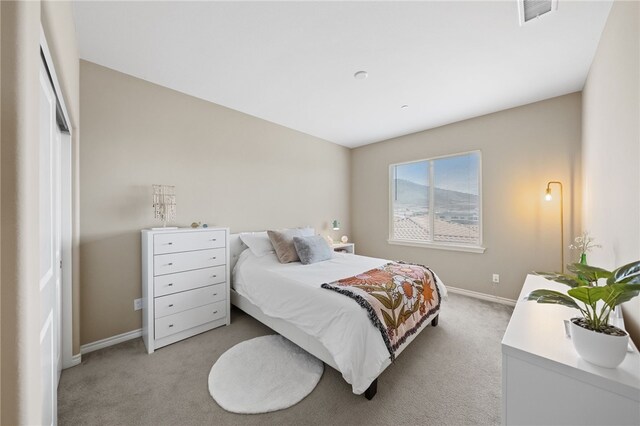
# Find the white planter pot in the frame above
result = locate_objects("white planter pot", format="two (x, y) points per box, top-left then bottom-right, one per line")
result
(570, 318), (629, 368)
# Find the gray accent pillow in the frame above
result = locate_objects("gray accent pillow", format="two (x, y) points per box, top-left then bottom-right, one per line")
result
(293, 235), (333, 265)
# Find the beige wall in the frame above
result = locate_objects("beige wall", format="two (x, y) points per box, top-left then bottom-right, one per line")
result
(582, 0), (639, 346)
(79, 60), (350, 345)
(1, 1), (79, 422)
(351, 93), (582, 301)
(2, 2), (43, 423)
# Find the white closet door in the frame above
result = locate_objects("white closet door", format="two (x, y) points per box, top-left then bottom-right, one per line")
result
(40, 60), (62, 426)
(54, 119), (63, 384)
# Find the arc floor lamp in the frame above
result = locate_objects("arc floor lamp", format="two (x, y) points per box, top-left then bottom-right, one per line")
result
(545, 181), (564, 273)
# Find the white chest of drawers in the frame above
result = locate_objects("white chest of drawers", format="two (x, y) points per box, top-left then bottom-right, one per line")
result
(141, 227), (230, 354)
(502, 274), (640, 425)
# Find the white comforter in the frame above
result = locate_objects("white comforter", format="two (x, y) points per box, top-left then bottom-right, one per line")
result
(233, 250), (447, 394)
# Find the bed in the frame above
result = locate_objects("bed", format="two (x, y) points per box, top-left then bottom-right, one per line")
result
(229, 233), (446, 399)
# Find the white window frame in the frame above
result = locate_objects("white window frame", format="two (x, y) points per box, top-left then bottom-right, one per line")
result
(388, 150), (485, 254)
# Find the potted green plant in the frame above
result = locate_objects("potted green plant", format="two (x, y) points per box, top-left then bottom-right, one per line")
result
(527, 261), (640, 368)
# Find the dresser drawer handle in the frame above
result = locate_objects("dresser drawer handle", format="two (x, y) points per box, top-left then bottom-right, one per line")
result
(210, 238), (217, 241)
(168, 324), (174, 328)
(213, 311), (218, 314)
(167, 242), (173, 245)
(167, 262), (173, 266)
(168, 283), (174, 287)
(211, 257), (217, 260)
(168, 304), (174, 307)
(213, 293), (218, 296)
(212, 275), (217, 278)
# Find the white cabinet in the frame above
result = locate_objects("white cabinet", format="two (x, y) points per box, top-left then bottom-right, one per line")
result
(502, 274), (640, 425)
(142, 228), (230, 354)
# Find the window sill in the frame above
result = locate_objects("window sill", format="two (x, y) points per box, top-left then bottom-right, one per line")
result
(387, 239), (486, 254)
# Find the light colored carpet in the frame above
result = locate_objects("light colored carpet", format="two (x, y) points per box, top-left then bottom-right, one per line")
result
(208, 335), (324, 414)
(59, 293), (513, 425)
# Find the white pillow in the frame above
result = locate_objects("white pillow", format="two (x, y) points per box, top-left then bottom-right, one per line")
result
(299, 226), (315, 237)
(239, 231), (275, 257)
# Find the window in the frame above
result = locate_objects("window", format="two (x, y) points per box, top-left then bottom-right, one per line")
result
(389, 151), (483, 252)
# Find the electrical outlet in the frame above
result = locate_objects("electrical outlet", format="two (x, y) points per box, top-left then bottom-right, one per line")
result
(134, 298), (143, 311)
(492, 274), (500, 284)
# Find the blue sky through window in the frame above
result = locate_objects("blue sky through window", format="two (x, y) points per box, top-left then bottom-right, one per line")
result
(395, 152), (479, 195)
(396, 161), (428, 185)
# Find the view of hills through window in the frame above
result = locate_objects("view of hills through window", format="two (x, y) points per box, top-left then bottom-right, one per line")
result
(391, 152), (480, 245)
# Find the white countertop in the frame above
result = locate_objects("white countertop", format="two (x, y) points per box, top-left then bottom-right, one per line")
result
(502, 274), (640, 400)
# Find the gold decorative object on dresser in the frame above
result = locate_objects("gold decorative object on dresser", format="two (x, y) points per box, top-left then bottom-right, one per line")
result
(141, 227), (230, 354)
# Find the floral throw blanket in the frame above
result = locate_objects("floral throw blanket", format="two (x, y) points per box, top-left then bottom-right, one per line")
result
(321, 262), (441, 361)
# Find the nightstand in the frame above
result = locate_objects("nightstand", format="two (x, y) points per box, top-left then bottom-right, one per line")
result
(332, 243), (355, 254)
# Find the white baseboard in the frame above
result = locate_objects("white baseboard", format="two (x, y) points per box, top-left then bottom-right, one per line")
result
(70, 353), (82, 366)
(63, 353), (82, 369)
(447, 286), (516, 307)
(80, 328), (142, 355)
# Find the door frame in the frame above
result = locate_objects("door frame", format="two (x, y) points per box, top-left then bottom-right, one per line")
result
(40, 26), (78, 369)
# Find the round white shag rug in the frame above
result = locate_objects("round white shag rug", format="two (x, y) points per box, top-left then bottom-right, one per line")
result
(208, 335), (324, 414)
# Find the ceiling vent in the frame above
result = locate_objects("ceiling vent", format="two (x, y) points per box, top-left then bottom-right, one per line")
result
(518, 0), (558, 26)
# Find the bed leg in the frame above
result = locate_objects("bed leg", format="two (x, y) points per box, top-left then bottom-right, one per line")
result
(364, 379), (378, 400)
(431, 314), (439, 327)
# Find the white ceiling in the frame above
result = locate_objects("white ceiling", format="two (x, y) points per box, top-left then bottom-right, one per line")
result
(72, 1), (612, 148)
